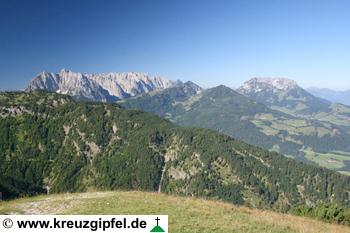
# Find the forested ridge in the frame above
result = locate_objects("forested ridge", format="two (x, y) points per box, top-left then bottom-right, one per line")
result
(1, 91), (350, 223)
(123, 84), (350, 172)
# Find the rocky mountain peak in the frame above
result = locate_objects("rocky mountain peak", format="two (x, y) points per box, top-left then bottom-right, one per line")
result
(241, 77), (298, 93)
(26, 69), (174, 102)
(59, 68), (69, 74)
(237, 77), (332, 116)
(183, 81), (203, 94)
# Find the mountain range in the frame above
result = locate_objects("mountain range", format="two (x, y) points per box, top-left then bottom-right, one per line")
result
(123, 79), (350, 174)
(1, 91), (349, 214)
(307, 87), (350, 106)
(26, 69), (173, 102)
(24, 71), (350, 174)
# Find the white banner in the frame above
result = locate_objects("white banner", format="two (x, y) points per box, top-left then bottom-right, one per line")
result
(0, 215), (168, 233)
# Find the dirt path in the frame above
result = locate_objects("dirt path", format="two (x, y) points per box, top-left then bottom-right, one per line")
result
(10, 192), (115, 214)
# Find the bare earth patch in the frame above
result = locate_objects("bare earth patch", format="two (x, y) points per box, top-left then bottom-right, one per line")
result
(10, 192), (115, 214)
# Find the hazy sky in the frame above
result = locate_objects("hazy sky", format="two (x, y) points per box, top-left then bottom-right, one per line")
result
(1, 0), (350, 90)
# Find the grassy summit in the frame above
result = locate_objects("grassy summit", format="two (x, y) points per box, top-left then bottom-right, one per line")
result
(0, 191), (349, 233)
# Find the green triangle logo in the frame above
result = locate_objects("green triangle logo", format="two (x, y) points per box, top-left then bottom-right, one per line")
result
(150, 225), (165, 232)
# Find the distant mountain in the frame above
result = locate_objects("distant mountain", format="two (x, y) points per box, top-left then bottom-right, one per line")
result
(123, 83), (350, 173)
(122, 81), (203, 120)
(307, 87), (350, 106)
(237, 78), (350, 127)
(26, 69), (173, 102)
(237, 78), (331, 115)
(1, 91), (350, 212)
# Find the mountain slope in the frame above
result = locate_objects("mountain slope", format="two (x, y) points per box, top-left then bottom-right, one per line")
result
(237, 78), (331, 115)
(26, 69), (173, 101)
(1, 191), (349, 233)
(237, 78), (350, 127)
(122, 81), (203, 121)
(1, 91), (350, 212)
(307, 87), (350, 106)
(123, 85), (350, 172)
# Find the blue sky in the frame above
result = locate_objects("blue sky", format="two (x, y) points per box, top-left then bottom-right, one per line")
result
(1, 0), (350, 90)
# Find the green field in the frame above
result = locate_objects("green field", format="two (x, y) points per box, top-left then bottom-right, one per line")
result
(251, 115), (350, 172)
(1, 191), (349, 233)
(303, 149), (350, 171)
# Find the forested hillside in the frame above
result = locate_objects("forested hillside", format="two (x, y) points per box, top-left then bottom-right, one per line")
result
(1, 91), (350, 215)
(123, 84), (350, 173)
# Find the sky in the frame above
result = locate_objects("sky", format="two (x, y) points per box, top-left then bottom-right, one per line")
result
(1, 0), (350, 90)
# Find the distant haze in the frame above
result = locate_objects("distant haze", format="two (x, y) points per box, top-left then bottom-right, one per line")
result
(307, 87), (350, 105)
